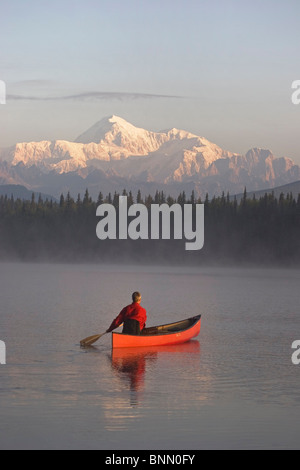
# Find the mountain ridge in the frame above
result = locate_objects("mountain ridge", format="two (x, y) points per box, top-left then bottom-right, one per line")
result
(0, 115), (299, 198)
(0, 184), (57, 202)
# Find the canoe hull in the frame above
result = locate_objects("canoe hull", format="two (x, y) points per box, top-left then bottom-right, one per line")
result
(112, 315), (201, 349)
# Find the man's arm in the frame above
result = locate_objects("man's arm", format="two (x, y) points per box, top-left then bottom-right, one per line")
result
(106, 308), (126, 333)
(142, 307), (147, 330)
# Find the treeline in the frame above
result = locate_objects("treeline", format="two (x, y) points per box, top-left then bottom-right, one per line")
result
(0, 188), (300, 265)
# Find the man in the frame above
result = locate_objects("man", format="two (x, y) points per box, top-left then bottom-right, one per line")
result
(106, 292), (147, 335)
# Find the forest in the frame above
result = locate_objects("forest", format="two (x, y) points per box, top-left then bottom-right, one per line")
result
(0, 188), (299, 266)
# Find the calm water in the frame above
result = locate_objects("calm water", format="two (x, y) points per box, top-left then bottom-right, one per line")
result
(0, 262), (300, 450)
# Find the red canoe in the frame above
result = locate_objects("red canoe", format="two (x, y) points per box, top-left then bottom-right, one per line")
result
(112, 315), (201, 349)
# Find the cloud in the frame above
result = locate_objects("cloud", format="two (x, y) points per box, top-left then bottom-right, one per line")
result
(7, 91), (184, 102)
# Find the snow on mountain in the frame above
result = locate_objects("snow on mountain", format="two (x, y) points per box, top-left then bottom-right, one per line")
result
(75, 115), (168, 155)
(0, 115), (232, 177)
(0, 115), (300, 198)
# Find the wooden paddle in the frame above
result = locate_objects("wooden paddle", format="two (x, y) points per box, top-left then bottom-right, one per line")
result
(80, 323), (123, 347)
(80, 331), (107, 347)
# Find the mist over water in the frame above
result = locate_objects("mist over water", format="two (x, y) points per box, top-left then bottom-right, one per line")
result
(0, 262), (300, 449)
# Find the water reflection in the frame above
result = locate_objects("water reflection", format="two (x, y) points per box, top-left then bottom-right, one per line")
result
(110, 341), (200, 406)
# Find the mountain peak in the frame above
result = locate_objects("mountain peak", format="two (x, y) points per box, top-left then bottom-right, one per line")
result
(107, 114), (128, 124)
(75, 115), (125, 144)
(246, 148), (274, 161)
(97, 114), (131, 128)
(75, 114), (153, 145)
(74, 115), (168, 155)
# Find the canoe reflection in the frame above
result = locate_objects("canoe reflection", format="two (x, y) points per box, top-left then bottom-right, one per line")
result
(111, 341), (200, 405)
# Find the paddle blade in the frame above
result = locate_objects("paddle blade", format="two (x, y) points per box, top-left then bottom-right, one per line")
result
(80, 332), (106, 347)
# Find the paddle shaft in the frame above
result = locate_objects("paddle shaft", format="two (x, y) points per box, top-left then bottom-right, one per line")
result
(80, 331), (107, 347)
(80, 323), (123, 347)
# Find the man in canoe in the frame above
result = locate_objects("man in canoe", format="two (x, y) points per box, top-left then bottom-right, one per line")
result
(106, 292), (147, 335)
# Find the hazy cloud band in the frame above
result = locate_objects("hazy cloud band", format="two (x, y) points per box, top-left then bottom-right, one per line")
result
(7, 91), (184, 102)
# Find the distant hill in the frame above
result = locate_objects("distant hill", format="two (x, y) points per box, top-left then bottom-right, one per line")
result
(0, 184), (57, 202)
(233, 180), (300, 202)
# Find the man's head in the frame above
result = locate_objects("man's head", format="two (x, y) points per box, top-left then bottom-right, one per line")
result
(132, 291), (142, 304)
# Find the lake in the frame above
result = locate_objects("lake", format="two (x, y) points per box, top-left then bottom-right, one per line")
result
(0, 262), (300, 450)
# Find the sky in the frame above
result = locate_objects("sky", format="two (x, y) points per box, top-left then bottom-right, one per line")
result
(0, 0), (300, 162)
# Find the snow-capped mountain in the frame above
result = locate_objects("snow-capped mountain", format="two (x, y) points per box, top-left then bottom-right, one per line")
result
(0, 115), (299, 199)
(1, 115), (233, 175)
